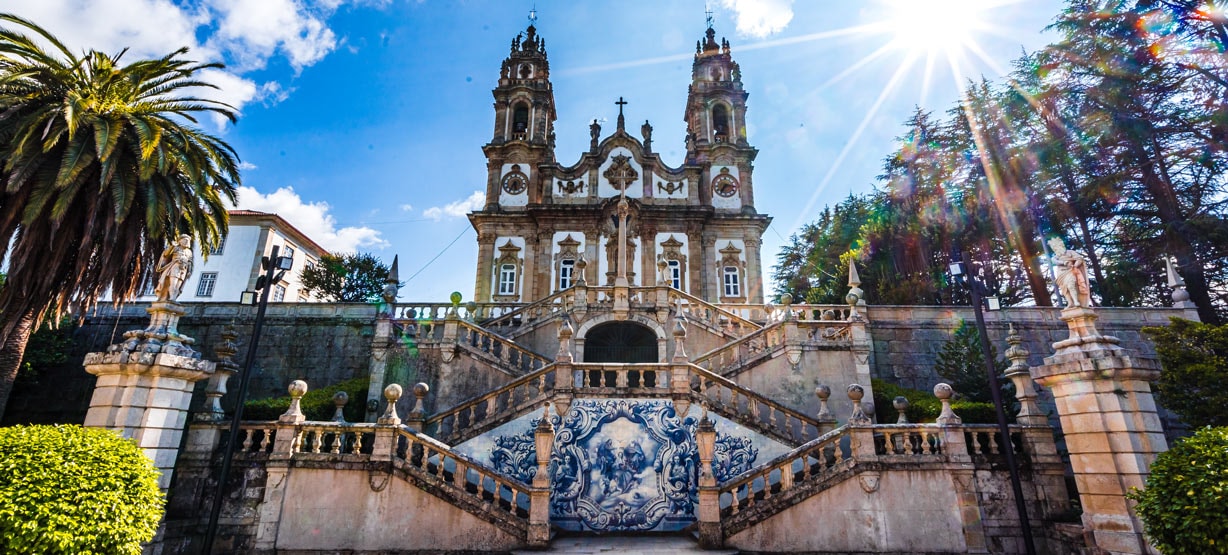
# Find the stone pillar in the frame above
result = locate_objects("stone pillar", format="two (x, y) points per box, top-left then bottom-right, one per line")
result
(523, 232), (539, 302)
(364, 312), (396, 422)
(406, 382), (429, 432)
(1032, 307), (1167, 555)
(83, 301), (215, 490)
(686, 228), (703, 296)
(554, 320), (575, 417)
(474, 232), (497, 302)
(528, 405), (554, 547)
(255, 380), (308, 551)
(670, 320), (692, 417)
(814, 385), (837, 435)
(695, 414), (722, 548)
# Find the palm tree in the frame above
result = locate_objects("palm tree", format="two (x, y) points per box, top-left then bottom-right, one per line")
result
(0, 14), (241, 417)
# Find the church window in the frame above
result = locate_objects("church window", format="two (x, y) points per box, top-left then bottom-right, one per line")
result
(273, 284), (286, 302)
(559, 259), (575, 290)
(512, 103), (529, 139)
(712, 104), (730, 143)
(499, 264), (518, 295)
(668, 260), (682, 289)
(723, 267), (740, 297)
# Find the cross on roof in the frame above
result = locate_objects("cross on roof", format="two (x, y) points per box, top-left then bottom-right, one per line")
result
(528, 6), (538, 25)
(615, 97), (628, 116)
(705, 3), (714, 29)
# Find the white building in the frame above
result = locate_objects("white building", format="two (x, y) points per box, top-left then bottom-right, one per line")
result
(122, 210), (331, 303)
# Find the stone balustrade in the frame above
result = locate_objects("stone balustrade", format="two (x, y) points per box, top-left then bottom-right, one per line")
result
(692, 321), (787, 374)
(720, 427), (854, 518)
(236, 422), (278, 454)
(456, 320), (551, 374)
(394, 426), (533, 520)
(690, 365), (823, 445)
(873, 424), (945, 457)
(572, 363), (672, 390)
(426, 365), (559, 444)
(392, 302), (526, 324)
(667, 288), (760, 337)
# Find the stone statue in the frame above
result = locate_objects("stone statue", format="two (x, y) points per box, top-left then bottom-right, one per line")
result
(154, 234), (194, 302)
(1049, 237), (1092, 308)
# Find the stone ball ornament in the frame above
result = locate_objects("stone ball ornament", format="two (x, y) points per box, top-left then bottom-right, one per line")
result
(815, 384), (831, 400)
(847, 383), (864, 401)
(934, 382), (954, 400)
(288, 380), (308, 397)
(412, 382), (430, 398)
(384, 383), (403, 402)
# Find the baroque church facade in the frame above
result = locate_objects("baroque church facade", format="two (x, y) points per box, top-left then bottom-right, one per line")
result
(471, 23), (770, 306)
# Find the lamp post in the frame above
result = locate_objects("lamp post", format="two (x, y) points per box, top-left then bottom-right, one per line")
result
(202, 245), (293, 553)
(949, 251), (1036, 555)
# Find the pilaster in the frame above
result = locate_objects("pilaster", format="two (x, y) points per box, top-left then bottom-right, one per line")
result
(475, 232), (497, 302)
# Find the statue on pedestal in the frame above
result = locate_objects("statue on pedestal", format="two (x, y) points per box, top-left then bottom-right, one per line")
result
(154, 235), (194, 302)
(1048, 237), (1092, 308)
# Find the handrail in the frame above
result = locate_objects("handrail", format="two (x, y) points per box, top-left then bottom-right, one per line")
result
(426, 363), (558, 444)
(668, 288), (761, 337)
(456, 320), (551, 375)
(688, 364), (822, 445)
(392, 302), (527, 324)
(719, 427), (853, 518)
(393, 426), (533, 525)
(691, 321), (787, 369)
(481, 288), (576, 330)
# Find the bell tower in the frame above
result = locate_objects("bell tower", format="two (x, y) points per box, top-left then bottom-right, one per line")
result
(482, 18), (557, 211)
(684, 25), (759, 214)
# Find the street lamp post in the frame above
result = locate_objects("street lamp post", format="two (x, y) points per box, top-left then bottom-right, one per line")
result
(202, 245), (293, 553)
(949, 251), (1037, 555)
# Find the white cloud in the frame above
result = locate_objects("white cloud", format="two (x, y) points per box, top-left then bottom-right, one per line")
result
(423, 191), (485, 221)
(719, 0), (794, 38)
(232, 185), (388, 252)
(400, 204), (413, 212)
(237, 161), (258, 171)
(11, 0), (364, 128)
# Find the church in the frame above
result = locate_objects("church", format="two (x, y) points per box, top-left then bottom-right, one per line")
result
(72, 17), (1189, 555)
(470, 21), (769, 308)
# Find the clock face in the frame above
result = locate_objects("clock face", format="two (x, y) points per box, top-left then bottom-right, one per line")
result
(712, 172), (739, 198)
(502, 165), (528, 195)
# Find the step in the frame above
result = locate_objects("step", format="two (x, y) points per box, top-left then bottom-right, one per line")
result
(512, 534), (739, 555)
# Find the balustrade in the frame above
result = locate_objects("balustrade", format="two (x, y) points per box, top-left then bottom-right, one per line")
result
(689, 366), (822, 445)
(456, 321), (550, 374)
(873, 425), (945, 456)
(290, 422), (378, 456)
(962, 424), (1026, 463)
(571, 363), (670, 390)
(669, 289), (759, 337)
(719, 428), (851, 517)
(395, 428), (531, 518)
(427, 366), (558, 444)
(235, 423), (277, 454)
(692, 323), (786, 375)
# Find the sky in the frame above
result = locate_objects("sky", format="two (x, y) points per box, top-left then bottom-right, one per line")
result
(4, 0), (1067, 302)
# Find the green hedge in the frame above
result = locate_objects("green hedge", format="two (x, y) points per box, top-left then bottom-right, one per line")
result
(872, 378), (1005, 424)
(0, 425), (164, 554)
(1130, 426), (1228, 554)
(243, 377), (370, 422)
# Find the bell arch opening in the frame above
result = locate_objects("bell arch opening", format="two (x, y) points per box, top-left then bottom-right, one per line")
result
(582, 321), (659, 363)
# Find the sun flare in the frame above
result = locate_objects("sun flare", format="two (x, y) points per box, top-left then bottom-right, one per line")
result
(879, 0), (990, 55)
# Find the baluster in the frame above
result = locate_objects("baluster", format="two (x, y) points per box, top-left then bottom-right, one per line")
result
(330, 430), (342, 454)
(240, 429), (254, 452)
(730, 486), (741, 514)
(484, 396), (496, 420)
(762, 470), (773, 500)
(351, 431), (363, 455)
(454, 460), (468, 489)
(750, 398), (760, 421)
(292, 429), (304, 453)
(768, 406), (778, 430)
(507, 487), (518, 513)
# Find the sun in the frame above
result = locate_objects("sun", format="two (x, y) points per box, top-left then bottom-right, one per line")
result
(877, 0), (992, 55)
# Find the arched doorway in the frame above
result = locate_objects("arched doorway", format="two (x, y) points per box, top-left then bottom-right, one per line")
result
(582, 322), (658, 363)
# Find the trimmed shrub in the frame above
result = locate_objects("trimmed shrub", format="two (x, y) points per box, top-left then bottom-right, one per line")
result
(872, 378), (1003, 424)
(1130, 426), (1228, 555)
(1143, 318), (1228, 428)
(243, 377), (370, 422)
(0, 425), (164, 554)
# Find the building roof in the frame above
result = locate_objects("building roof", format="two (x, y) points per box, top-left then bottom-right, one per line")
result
(228, 210), (331, 257)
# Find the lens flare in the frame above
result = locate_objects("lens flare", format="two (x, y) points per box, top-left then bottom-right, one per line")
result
(878, 0), (991, 55)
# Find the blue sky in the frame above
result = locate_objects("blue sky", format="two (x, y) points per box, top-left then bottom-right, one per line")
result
(10, 0), (1066, 302)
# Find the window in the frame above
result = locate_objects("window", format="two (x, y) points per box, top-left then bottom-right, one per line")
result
(196, 272), (218, 297)
(282, 246), (295, 261)
(723, 266), (740, 297)
(498, 264), (517, 296)
(668, 260), (682, 289)
(210, 235), (226, 255)
(558, 259), (575, 290)
(512, 103), (529, 138)
(712, 104), (730, 142)
(273, 284), (286, 302)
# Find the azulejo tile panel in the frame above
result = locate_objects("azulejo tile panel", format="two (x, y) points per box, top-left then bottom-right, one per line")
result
(454, 398), (790, 532)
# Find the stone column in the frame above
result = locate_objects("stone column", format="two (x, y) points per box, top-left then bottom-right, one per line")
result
(523, 232), (539, 302)
(83, 301), (215, 490)
(1032, 307), (1167, 555)
(686, 227), (703, 296)
(528, 405), (554, 547)
(364, 312), (395, 422)
(254, 380), (308, 551)
(474, 232), (497, 302)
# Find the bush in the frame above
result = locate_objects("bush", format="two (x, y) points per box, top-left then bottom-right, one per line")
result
(243, 377), (370, 422)
(1143, 318), (1228, 428)
(871, 378), (1004, 424)
(1130, 426), (1228, 555)
(0, 425), (164, 554)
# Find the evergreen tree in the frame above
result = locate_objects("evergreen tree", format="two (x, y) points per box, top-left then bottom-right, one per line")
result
(934, 320), (1010, 404)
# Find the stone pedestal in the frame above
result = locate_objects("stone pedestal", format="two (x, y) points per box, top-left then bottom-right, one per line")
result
(1032, 307), (1166, 555)
(83, 301), (214, 490)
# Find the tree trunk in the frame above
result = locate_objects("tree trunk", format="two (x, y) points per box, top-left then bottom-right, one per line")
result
(0, 310), (36, 421)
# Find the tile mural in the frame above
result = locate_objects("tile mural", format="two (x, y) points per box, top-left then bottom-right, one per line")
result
(452, 398), (791, 532)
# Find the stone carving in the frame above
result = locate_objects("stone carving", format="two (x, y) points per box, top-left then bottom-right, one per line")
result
(154, 234), (193, 302)
(656, 180), (685, 195)
(557, 179), (586, 195)
(1048, 237), (1092, 308)
(603, 154), (639, 191)
(489, 399), (759, 533)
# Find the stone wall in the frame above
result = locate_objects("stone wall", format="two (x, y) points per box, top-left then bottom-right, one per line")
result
(2, 302), (377, 426)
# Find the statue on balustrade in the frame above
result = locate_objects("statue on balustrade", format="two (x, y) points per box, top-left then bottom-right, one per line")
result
(1048, 237), (1092, 308)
